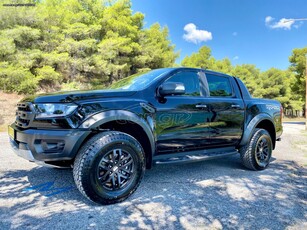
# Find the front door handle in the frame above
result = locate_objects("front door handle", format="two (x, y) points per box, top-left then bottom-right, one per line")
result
(231, 104), (240, 108)
(195, 104), (207, 108)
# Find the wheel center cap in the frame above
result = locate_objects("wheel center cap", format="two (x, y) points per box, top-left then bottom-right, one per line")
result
(259, 147), (263, 152)
(112, 166), (119, 172)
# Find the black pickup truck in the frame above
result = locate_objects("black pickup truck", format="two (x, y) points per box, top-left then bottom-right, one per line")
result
(8, 67), (282, 205)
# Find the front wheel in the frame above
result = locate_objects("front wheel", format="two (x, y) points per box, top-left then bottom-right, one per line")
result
(240, 128), (273, 170)
(73, 131), (145, 205)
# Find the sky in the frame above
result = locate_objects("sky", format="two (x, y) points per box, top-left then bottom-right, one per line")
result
(131, 0), (307, 71)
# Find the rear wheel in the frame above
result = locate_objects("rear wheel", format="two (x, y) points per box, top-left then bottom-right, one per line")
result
(240, 128), (272, 170)
(73, 131), (145, 205)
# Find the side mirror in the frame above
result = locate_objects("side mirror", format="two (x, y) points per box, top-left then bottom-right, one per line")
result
(159, 82), (185, 96)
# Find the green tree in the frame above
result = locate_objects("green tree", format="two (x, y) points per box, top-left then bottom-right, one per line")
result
(289, 47), (307, 107)
(211, 58), (232, 74)
(136, 23), (179, 71)
(181, 45), (213, 69)
(181, 45), (232, 74)
(231, 64), (262, 97)
(0, 63), (37, 94)
(36, 66), (61, 91)
(0, 0), (178, 94)
(257, 68), (294, 109)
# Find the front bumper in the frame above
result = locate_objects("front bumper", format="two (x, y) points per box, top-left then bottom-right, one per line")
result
(9, 139), (36, 162)
(8, 123), (91, 163)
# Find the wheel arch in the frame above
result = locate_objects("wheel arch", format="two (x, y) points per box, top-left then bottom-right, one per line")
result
(240, 114), (276, 149)
(79, 110), (155, 169)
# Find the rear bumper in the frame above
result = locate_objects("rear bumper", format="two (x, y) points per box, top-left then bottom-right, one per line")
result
(8, 123), (91, 163)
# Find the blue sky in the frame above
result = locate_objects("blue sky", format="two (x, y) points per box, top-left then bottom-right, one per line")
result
(131, 0), (307, 71)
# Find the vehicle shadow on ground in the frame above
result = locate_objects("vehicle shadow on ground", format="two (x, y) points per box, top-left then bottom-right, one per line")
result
(0, 155), (306, 229)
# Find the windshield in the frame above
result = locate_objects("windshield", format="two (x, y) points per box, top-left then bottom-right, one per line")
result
(109, 69), (167, 90)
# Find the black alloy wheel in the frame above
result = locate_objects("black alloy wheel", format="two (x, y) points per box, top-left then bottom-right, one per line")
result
(240, 128), (273, 170)
(97, 148), (135, 191)
(73, 131), (145, 205)
(255, 135), (272, 168)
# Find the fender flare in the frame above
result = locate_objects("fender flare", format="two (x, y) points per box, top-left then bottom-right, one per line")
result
(79, 110), (156, 159)
(239, 113), (275, 147)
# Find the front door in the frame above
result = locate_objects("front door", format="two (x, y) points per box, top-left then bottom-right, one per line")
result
(154, 70), (212, 154)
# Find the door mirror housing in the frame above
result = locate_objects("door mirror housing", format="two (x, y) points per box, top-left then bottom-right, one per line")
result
(159, 82), (185, 96)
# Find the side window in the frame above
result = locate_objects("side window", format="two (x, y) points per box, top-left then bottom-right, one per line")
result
(206, 74), (233, 97)
(166, 71), (201, 96)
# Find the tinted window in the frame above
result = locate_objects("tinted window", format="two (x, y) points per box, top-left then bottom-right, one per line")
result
(206, 74), (233, 97)
(166, 71), (201, 96)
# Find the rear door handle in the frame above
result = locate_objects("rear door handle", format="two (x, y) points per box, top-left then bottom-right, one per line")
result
(231, 104), (240, 108)
(195, 104), (207, 108)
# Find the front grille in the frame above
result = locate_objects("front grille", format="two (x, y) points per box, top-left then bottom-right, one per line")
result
(15, 102), (35, 128)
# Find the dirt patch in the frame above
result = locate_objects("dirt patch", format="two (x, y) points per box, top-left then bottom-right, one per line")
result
(0, 91), (23, 131)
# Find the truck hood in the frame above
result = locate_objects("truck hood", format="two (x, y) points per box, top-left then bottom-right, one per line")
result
(21, 89), (137, 103)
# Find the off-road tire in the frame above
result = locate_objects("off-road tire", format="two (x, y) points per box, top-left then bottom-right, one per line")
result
(240, 128), (272, 170)
(73, 131), (145, 205)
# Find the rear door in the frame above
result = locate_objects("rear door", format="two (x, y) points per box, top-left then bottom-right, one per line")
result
(203, 73), (245, 147)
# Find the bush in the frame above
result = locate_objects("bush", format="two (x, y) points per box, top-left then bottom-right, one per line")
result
(36, 65), (61, 91)
(0, 64), (38, 94)
(61, 81), (88, 91)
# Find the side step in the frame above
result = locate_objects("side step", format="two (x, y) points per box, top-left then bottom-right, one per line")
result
(153, 147), (238, 165)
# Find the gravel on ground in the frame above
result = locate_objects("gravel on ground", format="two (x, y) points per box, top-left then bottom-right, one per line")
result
(0, 122), (306, 230)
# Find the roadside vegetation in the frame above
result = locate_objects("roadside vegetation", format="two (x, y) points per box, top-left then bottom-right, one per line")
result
(0, 0), (306, 118)
(0, 0), (178, 94)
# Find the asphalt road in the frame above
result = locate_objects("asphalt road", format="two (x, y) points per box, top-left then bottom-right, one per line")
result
(0, 123), (306, 230)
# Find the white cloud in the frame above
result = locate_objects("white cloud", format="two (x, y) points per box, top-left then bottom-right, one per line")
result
(232, 32), (238, 36)
(265, 16), (274, 25)
(272, 18), (295, 29)
(233, 56), (239, 60)
(265, 16), (296, 30)
(183, 23), (212, 44)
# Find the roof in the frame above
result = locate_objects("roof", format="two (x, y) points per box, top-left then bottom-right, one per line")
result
(155, 67), (234, 78)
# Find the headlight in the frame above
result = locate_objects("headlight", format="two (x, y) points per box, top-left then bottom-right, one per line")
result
(34, 103), (78, 118)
